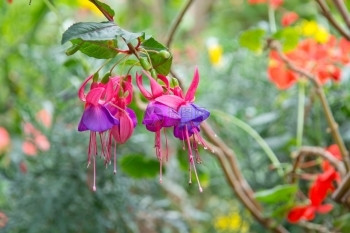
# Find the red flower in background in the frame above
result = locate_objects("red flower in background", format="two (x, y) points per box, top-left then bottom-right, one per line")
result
(281, 12), (299, 27)
(287, 145), (341, 224)
(268, 37), (348, 89)
(287, 169), (337, 223)
(268, 51), (298, 89)
(248, 0), (283, 8)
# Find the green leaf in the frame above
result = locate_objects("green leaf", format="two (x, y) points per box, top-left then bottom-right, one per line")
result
(254, 184), (298, 204)
(273, 27), (300, 52)
(61, 21), (143, 44)
(70, 39), (117, 59)
(239, 28), (266, 53)
(92, 0), (115, 18)
(141, 37), (172, 75)
(120, 154), (160, 179)
(334, 213), (350, 232)
(270, 202), (295, 219)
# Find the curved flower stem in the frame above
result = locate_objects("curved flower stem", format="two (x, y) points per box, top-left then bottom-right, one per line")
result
(213, 110), (283, 177)
(109, 54), (130, 74)
(269, 40), (350, 171)
(166, 0), (195, 48)
(296, 80), (306, 148)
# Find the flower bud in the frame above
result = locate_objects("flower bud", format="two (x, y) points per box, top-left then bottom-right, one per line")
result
(101, 72), (111, 84)
(139, 57), (152, 71)
(65, 44), (81, 56)
(159, 50), (171, 59)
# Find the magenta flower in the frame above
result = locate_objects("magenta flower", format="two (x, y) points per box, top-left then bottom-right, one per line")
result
(137, 68), (210, 191)
(78, 75), (119, 132)
(77, 74), (137, 191)
(108, 75), (137, 145)
(155, 68), (210, 192)
(136, 71), (180, 182)
(77, 75), (120, 191)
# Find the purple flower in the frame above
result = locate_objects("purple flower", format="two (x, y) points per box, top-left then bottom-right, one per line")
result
(173, 103), (210, 140)
(143, 102), (180, 132)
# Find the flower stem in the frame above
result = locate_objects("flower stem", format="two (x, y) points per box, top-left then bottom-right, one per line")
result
(296, 80), (305, 148)
(268, 2), (277, 33)
(213, 110), (283, 177)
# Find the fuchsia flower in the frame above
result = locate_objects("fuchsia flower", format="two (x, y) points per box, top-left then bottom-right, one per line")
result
(137, 68), (210, 192)
(136, 72), (181, 182)
(78, 75), (119, 132)
(77, 74), (136, 191)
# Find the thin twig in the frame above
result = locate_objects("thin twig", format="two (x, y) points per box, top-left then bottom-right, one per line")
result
(269, 40), (350, 171)
(315, 0), (350, 40)
(166, 0), (194, 48)
(332, 172), (350, 202)
(290, 146), (346, 183)
(332, 0), (350, 30)
(298, 221), (337, 233)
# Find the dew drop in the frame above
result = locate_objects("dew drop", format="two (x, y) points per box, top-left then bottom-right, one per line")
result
(214, 134), (218, 137)
(204, 147), (208, 150)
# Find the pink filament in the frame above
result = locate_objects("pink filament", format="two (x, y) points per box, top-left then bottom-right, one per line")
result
(155, 130), (162, 183)
(113, 140), (117, 174)
(93, 155), (96, 192)
(88, 132), (97, 167)
(185, 125), (203, 192)
(164, 128), (169, 162)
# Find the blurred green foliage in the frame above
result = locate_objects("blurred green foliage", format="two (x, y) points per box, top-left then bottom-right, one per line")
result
(1, 0), (350, 233)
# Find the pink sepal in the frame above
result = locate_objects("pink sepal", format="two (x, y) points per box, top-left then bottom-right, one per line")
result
(155, 95), (185, 110)
(86, 87), (104, 106)
(185, 67), (199, 102)
(78, 75), (94, 101)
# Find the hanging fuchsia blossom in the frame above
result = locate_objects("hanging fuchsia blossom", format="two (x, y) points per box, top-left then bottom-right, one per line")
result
(136, 71), (180, 182)
(78, 74), (136, 191)
(137, 68), (210, 192)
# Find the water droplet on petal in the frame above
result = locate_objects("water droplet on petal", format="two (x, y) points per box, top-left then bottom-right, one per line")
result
(204, 147), (208, 150)
(214, 134), (218, 137)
